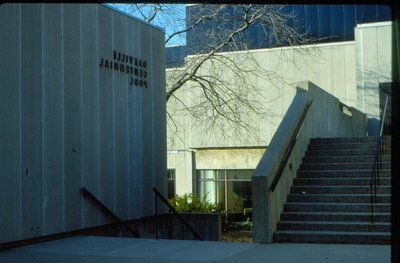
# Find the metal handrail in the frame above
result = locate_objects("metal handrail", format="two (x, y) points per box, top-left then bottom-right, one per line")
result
(270, 99), (312, 192)
(80, 187), (140, 237)
(153, 187), (203, 241)
(370, 96), (389, 224)
(379, 96), (389, 137)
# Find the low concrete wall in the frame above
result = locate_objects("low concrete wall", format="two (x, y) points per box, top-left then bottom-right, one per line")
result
(0, 213), (221, 249)
(252, 81), (367, 243)
(122, 213), (222, 241)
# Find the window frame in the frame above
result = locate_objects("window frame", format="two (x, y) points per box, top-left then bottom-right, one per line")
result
(196, 169), (253, 212)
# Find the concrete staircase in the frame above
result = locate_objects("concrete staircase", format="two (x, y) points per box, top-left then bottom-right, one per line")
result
(274, 136), (391, 244)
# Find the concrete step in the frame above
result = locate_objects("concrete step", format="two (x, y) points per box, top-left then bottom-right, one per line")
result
(292, 177), (391, 186)
(273, 230), (390, 244)
(308, 142), (377, 150)
(310, 136), (391, 144)
(300, 162), (391, 170)
(297, 170), (391, 178)
(276, 221), (391, 232)
(280, 212), (391, 223)
(291, 186), (391, 195)
(310, 137), (378, 143)
(305, 149), (378, 156)
(284, 202), (391, 213)
(287, 194), (391, 203)
(302, 155), (391, 163)
(272, 136), (392, 245)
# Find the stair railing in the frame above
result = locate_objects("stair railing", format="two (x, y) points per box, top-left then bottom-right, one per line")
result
(270, 99), (312, 192)
(80, 187), (140, 237)
(370, 95), (389, 224)
(153, 187), (203, 241)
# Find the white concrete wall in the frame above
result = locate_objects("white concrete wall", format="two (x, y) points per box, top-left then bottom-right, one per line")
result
(166, 67), (192, 151)
(167, 41), (358, 151)
(0, 3), (166, 243)
(166, 42), (358, 196)
(167, 151), (195, 195)
(166, 22), (391, 199)
(253, 81), (367, 243)
(355, 22), (392, 135)
(195, 148), (265, 170)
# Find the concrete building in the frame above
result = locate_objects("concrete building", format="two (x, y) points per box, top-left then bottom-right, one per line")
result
(166, 21), (392, 213)
(0, 4), (166, 244)
(167, 4), (391, 68)
(186, 4), (391, 53)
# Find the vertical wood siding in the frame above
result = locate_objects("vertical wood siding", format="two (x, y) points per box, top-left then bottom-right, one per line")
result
(0, 3), (166, 243)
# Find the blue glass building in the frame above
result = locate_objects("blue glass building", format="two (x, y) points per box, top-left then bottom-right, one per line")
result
(166, 4), (391, 68)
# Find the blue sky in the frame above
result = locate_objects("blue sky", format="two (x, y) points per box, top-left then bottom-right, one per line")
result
(109, 4), (187, 47)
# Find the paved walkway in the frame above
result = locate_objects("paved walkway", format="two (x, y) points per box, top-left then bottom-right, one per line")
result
(0, 236), (391, 263)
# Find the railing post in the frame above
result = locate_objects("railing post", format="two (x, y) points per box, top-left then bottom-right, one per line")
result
(152, 187), (203, 241)
(155, 192), (158, 240)
(378, 142), (381, 185)
(370, 181), (374, 224)
(168, 210), (172, 239)
(369, 95), (389, 225)
(375, 162), (378, 204)
(181, 221), (184, 240)
(371, 188), (373, 224)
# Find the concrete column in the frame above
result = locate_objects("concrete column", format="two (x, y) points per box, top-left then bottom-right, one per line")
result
(252, 176), (272, 243)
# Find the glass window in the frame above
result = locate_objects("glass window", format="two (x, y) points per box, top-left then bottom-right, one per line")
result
(167, 169), (176, 199)
(197, 170), (224, 206)
(227, 180), (252, 212)
(196, 169), (253, 212)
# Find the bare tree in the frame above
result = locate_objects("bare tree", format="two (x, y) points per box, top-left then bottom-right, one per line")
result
(113, 4), (318, 147)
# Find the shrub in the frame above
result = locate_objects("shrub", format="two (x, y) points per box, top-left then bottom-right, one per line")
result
(168, 193), (220, 213)
(223, 217), (253, 231)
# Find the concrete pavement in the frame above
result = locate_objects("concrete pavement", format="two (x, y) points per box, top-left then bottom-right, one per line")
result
(0, 236), (391, 263)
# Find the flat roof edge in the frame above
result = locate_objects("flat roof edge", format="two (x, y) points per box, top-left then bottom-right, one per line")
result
(183, 40), (355, 60)
(356, 21), (393, 28)
(101, 4), (165, 34)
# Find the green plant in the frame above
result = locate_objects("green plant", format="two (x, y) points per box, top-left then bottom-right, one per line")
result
(223, 217), (253, 231)
(168, 193), (220, 213)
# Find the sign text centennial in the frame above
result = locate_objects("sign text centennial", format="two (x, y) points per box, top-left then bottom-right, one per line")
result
(99, 50), (148, 88)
